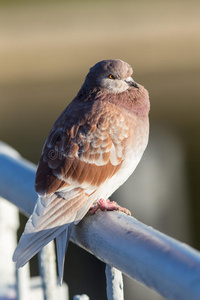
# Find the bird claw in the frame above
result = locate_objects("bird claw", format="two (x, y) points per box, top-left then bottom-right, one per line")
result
(89, 198), (131, 216)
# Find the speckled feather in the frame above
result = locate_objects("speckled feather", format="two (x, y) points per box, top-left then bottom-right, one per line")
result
(13, 59), (150, 283)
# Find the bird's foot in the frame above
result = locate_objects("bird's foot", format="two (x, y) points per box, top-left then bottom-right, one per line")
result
(89, 198), (131, 216)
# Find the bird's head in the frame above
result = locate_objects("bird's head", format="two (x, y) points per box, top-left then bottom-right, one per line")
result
(84, 59), (139, 93)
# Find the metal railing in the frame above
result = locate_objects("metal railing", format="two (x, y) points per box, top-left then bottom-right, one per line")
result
(0, 142), (200, 300)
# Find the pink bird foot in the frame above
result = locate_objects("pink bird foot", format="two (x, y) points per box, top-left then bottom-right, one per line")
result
(89, 198), (131, 216)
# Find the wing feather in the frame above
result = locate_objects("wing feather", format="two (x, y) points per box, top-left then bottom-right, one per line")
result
(35, 101), (129, 196)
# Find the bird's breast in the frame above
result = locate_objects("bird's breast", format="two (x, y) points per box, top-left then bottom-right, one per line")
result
(96, 114), (149, 200)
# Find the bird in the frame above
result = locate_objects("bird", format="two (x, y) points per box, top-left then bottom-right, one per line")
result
(13, 59), (150, 284)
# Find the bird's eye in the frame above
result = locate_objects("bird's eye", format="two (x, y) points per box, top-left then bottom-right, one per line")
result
(108, 74), (116, 79)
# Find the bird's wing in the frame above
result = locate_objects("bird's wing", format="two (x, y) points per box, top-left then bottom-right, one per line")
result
(35, 100), (129, 196)
(34, 100), (130, 226)
(13, 99), (130, 277)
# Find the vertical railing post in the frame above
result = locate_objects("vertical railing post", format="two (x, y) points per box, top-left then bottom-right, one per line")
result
(38, 242), (58, 300)
(105, 265), (124, 300)
(0, 197), (19, 299)
(16, 264), (31, 300)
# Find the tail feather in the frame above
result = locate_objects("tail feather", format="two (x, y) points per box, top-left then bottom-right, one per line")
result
(12, 189), (94, 283)
(13, 224), (70, 268)
(56, 226), (72, 285)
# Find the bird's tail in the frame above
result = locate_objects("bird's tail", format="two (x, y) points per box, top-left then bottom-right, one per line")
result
(12, 191), (96, 284)
(12, 222), (70, 267)
(12, 198), (75, 284)
(56, 225), (72, 285)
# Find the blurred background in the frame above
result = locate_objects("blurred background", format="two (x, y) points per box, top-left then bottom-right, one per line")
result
(0, 0), (199, 299)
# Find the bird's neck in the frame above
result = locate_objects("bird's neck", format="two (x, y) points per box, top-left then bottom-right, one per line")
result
(77, 85), (150, 118)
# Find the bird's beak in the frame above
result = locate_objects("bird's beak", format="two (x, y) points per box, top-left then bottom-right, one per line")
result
(125, 77), (139, 88)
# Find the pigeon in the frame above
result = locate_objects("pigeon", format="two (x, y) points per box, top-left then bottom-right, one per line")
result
(13, 59), (150, 283)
